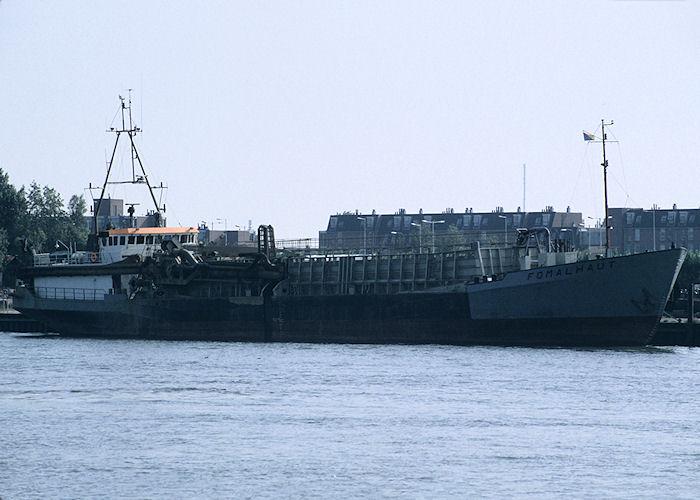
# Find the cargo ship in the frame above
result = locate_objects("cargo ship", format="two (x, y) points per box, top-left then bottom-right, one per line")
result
(10, 104), (687, 346)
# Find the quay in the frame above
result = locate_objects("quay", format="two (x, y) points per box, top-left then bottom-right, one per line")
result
(653, 318), (700, 347)
(0, 296), (48, 333)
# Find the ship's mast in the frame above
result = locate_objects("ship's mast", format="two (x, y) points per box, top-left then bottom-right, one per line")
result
(93, 93), (164, 237)
(601, 119), (613, 257)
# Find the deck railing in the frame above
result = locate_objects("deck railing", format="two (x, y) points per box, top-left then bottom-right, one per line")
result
(33, 252), (100, 266)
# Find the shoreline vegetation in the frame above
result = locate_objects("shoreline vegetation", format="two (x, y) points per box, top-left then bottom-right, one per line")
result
(1, 168), (88, 272)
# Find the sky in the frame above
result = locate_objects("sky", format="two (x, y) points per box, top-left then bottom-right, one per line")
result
(1, 1), (698, 239)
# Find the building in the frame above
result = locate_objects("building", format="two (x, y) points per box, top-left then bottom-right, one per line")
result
(609, 205), (700, 254)
(319, 207), (584, 252)
(197, 224), (254, 247)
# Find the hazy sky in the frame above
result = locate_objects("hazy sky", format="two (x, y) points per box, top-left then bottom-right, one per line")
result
(1, 1), (698, 238)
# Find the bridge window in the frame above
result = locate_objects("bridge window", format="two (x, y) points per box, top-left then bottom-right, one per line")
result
(136, 236), (145, 244)
(146, 235), (153, 244)
(128, 236), (135, 244)
(180, 235), (187, 243)
(120, 236), (125, 245)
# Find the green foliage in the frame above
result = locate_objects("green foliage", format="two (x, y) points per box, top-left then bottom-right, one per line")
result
(0, 228), (8, 268)
(67, 194), (89, 248)
(0, 169), (29, 261)
(0, 170), (89, 269)
(0, 169), (28, 238)
(23, 182), (89, 252)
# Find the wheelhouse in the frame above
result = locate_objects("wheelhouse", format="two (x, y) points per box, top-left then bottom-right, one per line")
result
(100, 227), (199, 263)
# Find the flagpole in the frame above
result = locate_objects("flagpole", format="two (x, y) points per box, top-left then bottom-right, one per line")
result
(602, 119), (609, 255)
(583, 123), (615, 256)
(601, 119), (613, 257)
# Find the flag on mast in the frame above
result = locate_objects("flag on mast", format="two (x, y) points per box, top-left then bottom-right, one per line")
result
(583, 131), (596, 141)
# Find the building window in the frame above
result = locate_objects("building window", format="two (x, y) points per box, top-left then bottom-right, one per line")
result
(659, 229), (665, 242)
(680, 212), (688, 225)
(688, 228), (694, 241)
(635, 229), (640, 242)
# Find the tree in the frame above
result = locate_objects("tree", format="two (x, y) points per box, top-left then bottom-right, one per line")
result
(0, 168), (29, 263)
(68, 194), (87, 223)
(0, 228), (8, 269)
(67, 194), (89, 250)
(23, 182), (88, 252)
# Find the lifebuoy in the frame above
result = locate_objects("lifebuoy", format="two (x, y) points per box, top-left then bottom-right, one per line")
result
(89, 252), (98, 263)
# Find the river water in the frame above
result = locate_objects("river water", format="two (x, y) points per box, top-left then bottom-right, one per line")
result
(1, 333), (698, 499)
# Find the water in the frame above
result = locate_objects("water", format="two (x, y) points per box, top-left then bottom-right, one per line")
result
(1, 333), (699, 499)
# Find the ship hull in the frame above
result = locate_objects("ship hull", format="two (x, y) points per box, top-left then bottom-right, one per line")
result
(13, 249), (686, 347)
